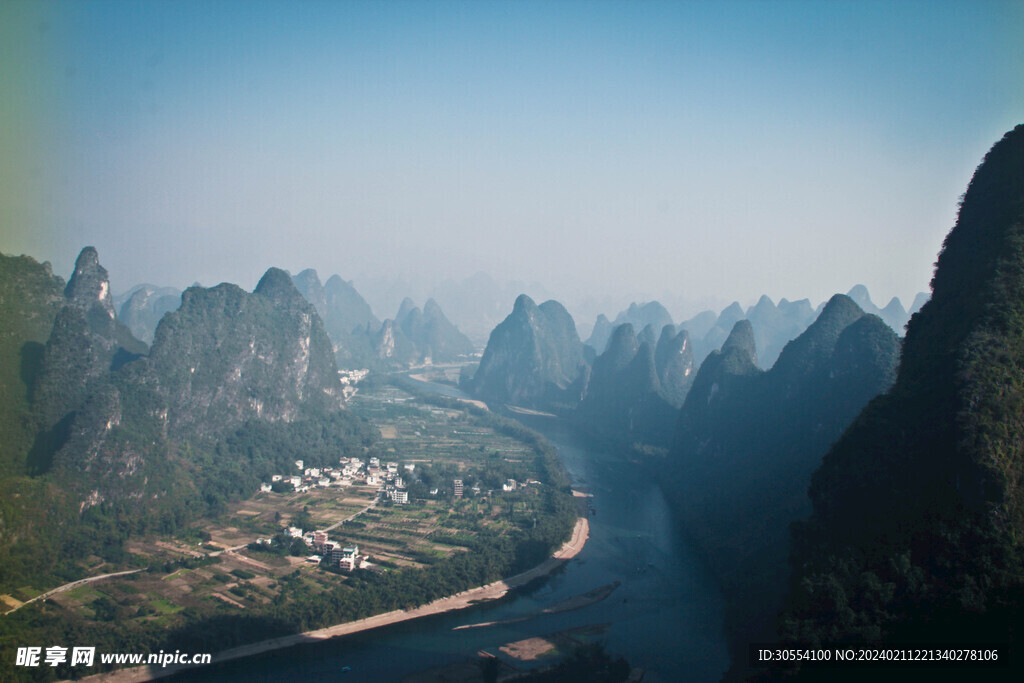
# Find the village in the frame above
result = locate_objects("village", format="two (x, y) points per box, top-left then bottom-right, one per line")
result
(11, 379), (557, 635)
(256, 450), (531, 572)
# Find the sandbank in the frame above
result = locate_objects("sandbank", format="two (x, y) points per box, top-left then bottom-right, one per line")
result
(78, 516), (588, 682)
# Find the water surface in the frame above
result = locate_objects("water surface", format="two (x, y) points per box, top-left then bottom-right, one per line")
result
(174, 380), (727, 681)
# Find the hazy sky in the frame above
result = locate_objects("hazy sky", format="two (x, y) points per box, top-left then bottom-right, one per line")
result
(3, 0), (1023, 317)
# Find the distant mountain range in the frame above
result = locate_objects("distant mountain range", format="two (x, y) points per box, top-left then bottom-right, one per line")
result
(113, 264), (921, 379)
(5, 122), (1014, 682)
(353, 272), (555, 347)
(291, 268), (381, 369)
(585, 301), (675, 354)
(470, 285), (904, 444)
(574, 323), (694, 447)
(585, 286), (924, 372)
(467, 281), (906, 662)
(667, 295), (901, 658)
(394, 297), (476, 363)
(105, 268), (477, 372)
(117, 284), (183, 344)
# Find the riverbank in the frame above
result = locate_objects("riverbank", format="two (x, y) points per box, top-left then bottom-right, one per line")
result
(79, 516), (589, 683)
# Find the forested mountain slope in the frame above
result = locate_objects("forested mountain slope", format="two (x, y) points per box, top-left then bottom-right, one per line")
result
(781, 125), (1024, 662)
(668, 297), (899, 666)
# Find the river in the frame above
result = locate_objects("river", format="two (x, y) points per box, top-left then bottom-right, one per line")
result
(173, 379), (728, 681)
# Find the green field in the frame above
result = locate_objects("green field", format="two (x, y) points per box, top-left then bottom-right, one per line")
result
(27, 376), (574, 661)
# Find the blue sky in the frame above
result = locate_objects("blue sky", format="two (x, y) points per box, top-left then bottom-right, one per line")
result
(2, 0), (1022, 318)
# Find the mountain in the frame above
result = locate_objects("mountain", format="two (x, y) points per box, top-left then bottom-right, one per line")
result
(880, 296), (909, 333)
(584, 323), (640, 406)
(585, 301), (674, 356)
(682, 293), (903, 374)
(291, 269), (380, 369)
(584, 314), (615, 353)
(48, 267), (344, 499)
(674, 319), (762, 447)
(30, 248), (148, 462)
(909, 291), (930, 316)
(847, 284), (911, 333)
(371, 318), (416, 364)
(473, 295), (587, 408)
(119, 285), (182, 343)
(356, 272), (553, 346)
(745, 295), (817, 368)
(291, 272), (472, 369)
(678, 309), (718, 342)
(393, 298), (475, 364)
(146, 267), (342, 440)
(395, 296), (418, 326)
(653, 324), (696, 408)
(634, 323), (655, 347)
(0, 253), (65, 474)
(575, 322), (690, 447)
(668, 296), (900, 666)
(420, 299), (475, 361)
(782, 125), (1024, 656)
(323, 274), (379, 333)
(291, 269), (329, 319)
(693, 301), (746, 365)
(0, 251), (377, 594)
(612, 301), (674, 334)
(687, 296), (818, 371)
(32, 259), (346, 497)
(845, 283), (877, 313)
(1, 248), (154, 581)
(62, 247), (147, 360)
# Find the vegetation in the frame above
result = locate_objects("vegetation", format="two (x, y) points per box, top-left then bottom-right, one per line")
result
(472, 294), (587, 408)
(0, 366), (576, 682)
(573, 323), (687, 448)
(395, 298), (475, 363)
(291, 268), (381, 370)
(0, 253), (64, 475)
(779, 125), (1024, 676)
(666, 299), (901, 668)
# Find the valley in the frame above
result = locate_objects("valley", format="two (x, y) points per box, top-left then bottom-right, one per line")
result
(3, 4), (1019, 681)
(0, 376), (578, 680)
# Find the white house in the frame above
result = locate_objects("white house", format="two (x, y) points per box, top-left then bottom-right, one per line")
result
(340, 545), (359, 571)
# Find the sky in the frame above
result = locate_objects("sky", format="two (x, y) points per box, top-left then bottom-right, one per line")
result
(2, 0), (1023, 320)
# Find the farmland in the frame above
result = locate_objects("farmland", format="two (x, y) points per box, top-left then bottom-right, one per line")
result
(8, 377), (576, 672)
